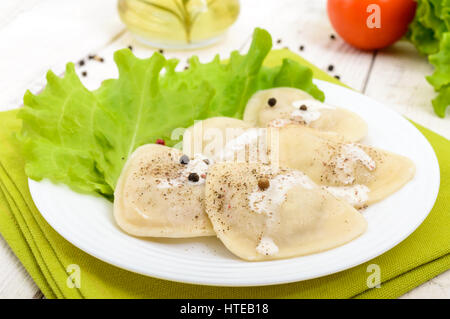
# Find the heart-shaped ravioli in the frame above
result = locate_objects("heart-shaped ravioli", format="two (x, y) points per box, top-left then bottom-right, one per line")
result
(114, 144), (215, 237)
(275, 126), (415, 207)
(205, 162), (367, 261)
(244, 87), (367, 142)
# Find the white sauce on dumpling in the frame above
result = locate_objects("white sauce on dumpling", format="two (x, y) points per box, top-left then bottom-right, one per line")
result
(323, 184), (370, 207)
(290, 99), (336, 124)
(248, 171), (314, 215)
(216, 128), (269, 163)
(216, 128), (259, 161)
(267, 118), (294, 128)
(335, 144), (376, 185)
(156, 154), (212, 188)
(256, 236), (279, 256)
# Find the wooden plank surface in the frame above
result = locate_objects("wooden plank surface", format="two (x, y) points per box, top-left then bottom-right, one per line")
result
(0, 234), (41, 298)
(0, 0), (448, 299)
(365, 41), (450, 139)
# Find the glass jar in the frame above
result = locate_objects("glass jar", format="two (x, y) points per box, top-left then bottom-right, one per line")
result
(118, 0), (240, 49)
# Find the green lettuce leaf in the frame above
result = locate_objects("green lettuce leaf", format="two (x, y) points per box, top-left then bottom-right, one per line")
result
(427, 33), (450, 90)
(270, 59), (325, 101)
(431, 85), (450, 117)
(18, 64), (113, 198)
(427, 33), (450, 117)
(407, 0), (450, 117)
(18, 28), (325, 199)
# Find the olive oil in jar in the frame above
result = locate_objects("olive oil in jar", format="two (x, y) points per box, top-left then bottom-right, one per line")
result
(118, 0), (240, 49)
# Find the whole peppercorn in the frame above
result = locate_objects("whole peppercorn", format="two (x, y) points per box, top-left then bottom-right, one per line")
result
(188, 173), (199, 182)
(258, 178), (270, 191)
(179, 155), (190, 165)
(156, 139), (165, 145)
(267, 97), (277, 107)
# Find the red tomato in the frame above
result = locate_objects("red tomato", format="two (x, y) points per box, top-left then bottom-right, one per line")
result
(327, 0), (417, 50)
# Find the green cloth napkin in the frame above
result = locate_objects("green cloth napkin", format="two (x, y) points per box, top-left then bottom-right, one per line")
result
(0, 49), (449, 299)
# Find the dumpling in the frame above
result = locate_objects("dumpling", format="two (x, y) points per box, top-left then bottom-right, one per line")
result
(243, 87), (368, 142)
(205, 162), (367, 261)
(274, 126), (415, 207)
(114, 144), (215, 237)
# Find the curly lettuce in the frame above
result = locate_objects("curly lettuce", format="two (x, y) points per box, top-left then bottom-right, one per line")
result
(18, 28), (325, 199)
(407, 0), (450, 117)
(19, 64), (114, 198)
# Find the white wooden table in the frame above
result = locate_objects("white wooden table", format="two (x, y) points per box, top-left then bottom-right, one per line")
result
(0, 0), (449, 299)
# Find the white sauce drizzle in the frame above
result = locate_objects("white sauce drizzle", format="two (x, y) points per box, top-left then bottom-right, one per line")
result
(323, 184), (370, 207)
(132, 206), (151, 219)
(290, 99), (336, 124)
(248, 171), (314, 215)
(335, 144), (376, 185)
(256, 236), (279, 256)
(268, 118), (294, 128)
(217, 128), (263, 161)
(156, 153), (212, 188)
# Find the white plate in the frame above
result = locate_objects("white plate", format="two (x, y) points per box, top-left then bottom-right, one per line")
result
(28, 80), (440, 287)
